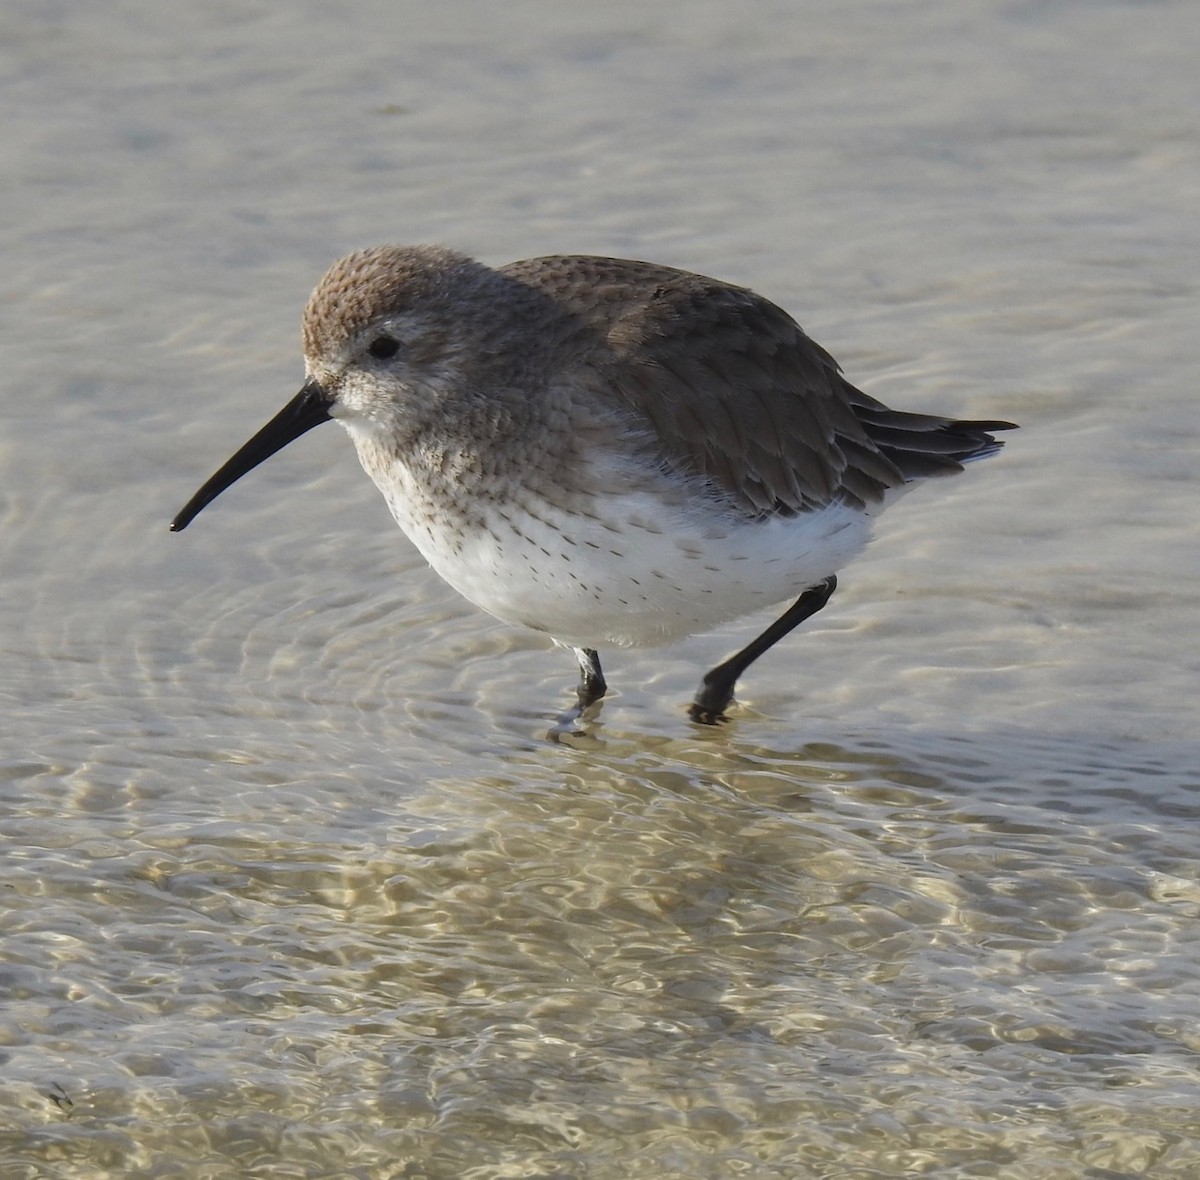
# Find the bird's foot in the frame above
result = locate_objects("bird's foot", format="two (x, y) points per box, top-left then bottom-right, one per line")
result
(547, 697), (606, 743)
(688, 682), (735, 726)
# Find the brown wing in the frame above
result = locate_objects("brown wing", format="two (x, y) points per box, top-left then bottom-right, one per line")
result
(501, 256), (1011, 516)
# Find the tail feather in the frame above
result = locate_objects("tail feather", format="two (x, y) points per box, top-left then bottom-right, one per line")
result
(857, 407), (1017, 481)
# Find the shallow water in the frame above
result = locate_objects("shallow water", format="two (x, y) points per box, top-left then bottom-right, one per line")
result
(4, 0), (1200, 1176)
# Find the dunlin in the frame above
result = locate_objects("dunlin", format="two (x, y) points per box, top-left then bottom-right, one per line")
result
(172, 246), (1014, 729)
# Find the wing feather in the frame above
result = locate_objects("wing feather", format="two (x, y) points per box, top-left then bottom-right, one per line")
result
(500, 255), (1012, 517)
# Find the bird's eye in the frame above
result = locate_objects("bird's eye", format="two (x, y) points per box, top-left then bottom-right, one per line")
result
(367, 335), (400, 359)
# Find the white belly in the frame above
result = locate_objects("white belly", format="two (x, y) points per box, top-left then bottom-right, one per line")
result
(455, 498), (867, 648)
(348, 427), (873, 649)
(393, 492), (868, 649)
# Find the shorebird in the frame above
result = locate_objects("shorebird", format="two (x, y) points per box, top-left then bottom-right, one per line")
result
(172, 246), (1014, 730)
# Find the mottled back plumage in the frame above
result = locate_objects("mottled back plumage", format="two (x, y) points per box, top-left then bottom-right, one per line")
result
(498, 254), (1010, 516)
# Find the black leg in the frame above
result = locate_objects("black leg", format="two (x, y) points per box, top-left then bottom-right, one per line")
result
(689, 576), (838, 725)
(574, 647), (607, 709)
(548, 647), (607, 739)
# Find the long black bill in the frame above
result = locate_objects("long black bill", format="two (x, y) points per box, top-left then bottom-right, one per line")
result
(170, 379), (333, 532)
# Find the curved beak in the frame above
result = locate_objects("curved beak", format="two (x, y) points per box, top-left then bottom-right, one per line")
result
(170, 379), (333, 532)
